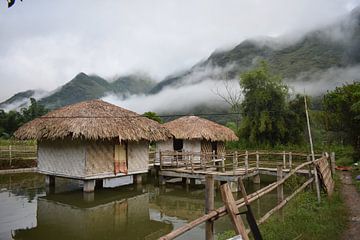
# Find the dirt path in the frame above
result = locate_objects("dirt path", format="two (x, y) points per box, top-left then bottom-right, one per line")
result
(340, 171), (360, 240)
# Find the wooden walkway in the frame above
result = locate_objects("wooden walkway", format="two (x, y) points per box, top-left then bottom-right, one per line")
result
(154, 151), (323, 185)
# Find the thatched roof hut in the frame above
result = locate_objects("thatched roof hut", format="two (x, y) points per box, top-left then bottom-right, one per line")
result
(163, 116), (238, 142)
(156, 116), (238, 157)
(15, 99), (171, 141)
(14, 100), (172, 191)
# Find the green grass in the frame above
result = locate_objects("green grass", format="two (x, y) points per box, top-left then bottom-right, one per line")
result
(0, 139), (36, 146)
(217, 180), (347, 240)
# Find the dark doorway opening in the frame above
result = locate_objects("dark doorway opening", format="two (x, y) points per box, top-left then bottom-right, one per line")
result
(211, 141), (218, 155)
(173, 138), (183, 151)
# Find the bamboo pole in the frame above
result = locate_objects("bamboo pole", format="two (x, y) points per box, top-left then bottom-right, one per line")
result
(233, 151), (238, 175)
(304, 95), (321, 203)
(282, 151), (286, 168)
(245, 150), (249, 175)
(277, 165), (284, 204)
(256, 150), (259, 170)
(221, 183), (249, 240)
(289, 152), (292, 169)
(205, 175), (214, 240)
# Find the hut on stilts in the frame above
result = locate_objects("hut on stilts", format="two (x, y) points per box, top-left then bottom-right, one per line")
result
(156, 116), (238, 157)
(14, 99), (171, 192)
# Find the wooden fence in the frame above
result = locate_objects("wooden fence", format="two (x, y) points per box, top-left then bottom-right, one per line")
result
(159, 153), (333, 240)
(0, 145), (37, 168)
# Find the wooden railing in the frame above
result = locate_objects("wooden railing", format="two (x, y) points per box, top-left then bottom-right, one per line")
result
(154, 150), (327, 173)
(159, 154), (333, 240)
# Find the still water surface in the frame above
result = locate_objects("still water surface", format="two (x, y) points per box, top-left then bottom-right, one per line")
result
(0, 173), (280, 240)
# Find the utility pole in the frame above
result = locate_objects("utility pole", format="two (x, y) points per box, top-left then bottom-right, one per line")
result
(304, 95), (321, 203)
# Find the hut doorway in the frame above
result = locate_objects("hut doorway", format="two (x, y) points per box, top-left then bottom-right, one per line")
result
(173, 139), (183, 152)
(114, 143), (127, 174)
(211, 141), (218, 155)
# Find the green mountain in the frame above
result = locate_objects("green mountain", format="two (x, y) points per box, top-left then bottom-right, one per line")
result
(1, 72), (155, 110)
(150, 7), (360, 93)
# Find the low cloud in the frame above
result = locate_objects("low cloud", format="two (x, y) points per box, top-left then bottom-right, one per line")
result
(287, 65), (360, 96)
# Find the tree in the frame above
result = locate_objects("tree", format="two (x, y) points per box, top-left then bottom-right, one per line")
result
(20, 98), (48, 123)
(239, 61), (304, 146)
(142, 111), (163, 123)
(323, 82), (360, 156)
(0, 98), (48, 138)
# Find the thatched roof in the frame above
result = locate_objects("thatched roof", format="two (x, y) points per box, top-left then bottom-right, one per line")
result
(163, 116), (238, 142)
(14, 99), (171, 141)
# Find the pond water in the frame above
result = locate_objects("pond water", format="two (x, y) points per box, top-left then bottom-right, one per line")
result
(0, 173), (280, 240)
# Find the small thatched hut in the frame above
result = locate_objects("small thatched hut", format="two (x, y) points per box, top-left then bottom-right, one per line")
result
(15, 99), (171, 192)
(156, 116), (238, 156)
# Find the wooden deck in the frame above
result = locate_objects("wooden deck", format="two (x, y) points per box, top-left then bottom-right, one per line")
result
(154, 151), (318, 185)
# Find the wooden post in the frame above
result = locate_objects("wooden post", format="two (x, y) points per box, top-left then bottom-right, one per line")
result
(191, 154), (194, 173)
(9, 145), (12, 167)
(256, 150), (259, 170)
(220, 183), (249, 240)
(282, 151), (286, 169)
(221, 153), (225, 173)
(160, 151), (163, 170)
(205, 175), (214, 240)
(233, 151), (238, 175)
(212, 150), (216, 167)
(245, 150), (249, 175)
(277, 165), (283, 204)
(288, 152), (292, 169)
(330, 152), (336, 176)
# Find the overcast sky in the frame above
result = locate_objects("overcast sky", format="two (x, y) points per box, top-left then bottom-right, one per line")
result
(0, 0), (359, 101)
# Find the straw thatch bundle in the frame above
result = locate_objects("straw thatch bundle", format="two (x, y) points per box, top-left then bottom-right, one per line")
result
(14, 100), (172, 141)
(163, 116), (238, 141)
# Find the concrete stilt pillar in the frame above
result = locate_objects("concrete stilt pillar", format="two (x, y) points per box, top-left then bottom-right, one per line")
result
(45, 175), (55, 187)
(253, 174), (261, 184)
(45, 175), (55, 195)
(83, 180), (96, 192)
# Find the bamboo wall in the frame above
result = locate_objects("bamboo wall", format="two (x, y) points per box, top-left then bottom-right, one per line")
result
(38, 140), (86, 177)
(85, 141), (114, 176)
(127, 140), (149, 173)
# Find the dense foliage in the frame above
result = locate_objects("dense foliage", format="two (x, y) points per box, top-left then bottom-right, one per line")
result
(323, 82), (360, 159)
(142, 111), (163, 123)
(239, 62), (306, 146)
(0, 98), (48, 138)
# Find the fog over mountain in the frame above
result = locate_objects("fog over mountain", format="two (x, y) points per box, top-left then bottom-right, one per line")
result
(1, 1), (360, 114)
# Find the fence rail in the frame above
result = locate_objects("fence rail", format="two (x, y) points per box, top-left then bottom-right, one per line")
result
(0, 145), (37, 169)
(159, 154), (331, 240)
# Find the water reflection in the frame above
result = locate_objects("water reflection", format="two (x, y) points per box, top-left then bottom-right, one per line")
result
(0, 173), (281, 240)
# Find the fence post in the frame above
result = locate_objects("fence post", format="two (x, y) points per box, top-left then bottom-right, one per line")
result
(256, 150), (259, 170)
(9, 145), (12, 167)
(212, 150), (216, 167)
(233, 151), (238, 174)
(205, 175), (214, 240)
(282, 151), (286, 169)
(277, 165), (284, 204)
(160, 151), (163, 170)
(191, 154), (194, 173)
(221, 153), (225, 173)
(330, 152), (336, 176)
(245, 150), (249, 175)
(289, 152), (292, 169)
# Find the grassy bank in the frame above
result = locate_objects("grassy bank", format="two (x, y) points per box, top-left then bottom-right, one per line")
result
(218, 181), (347, 240)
